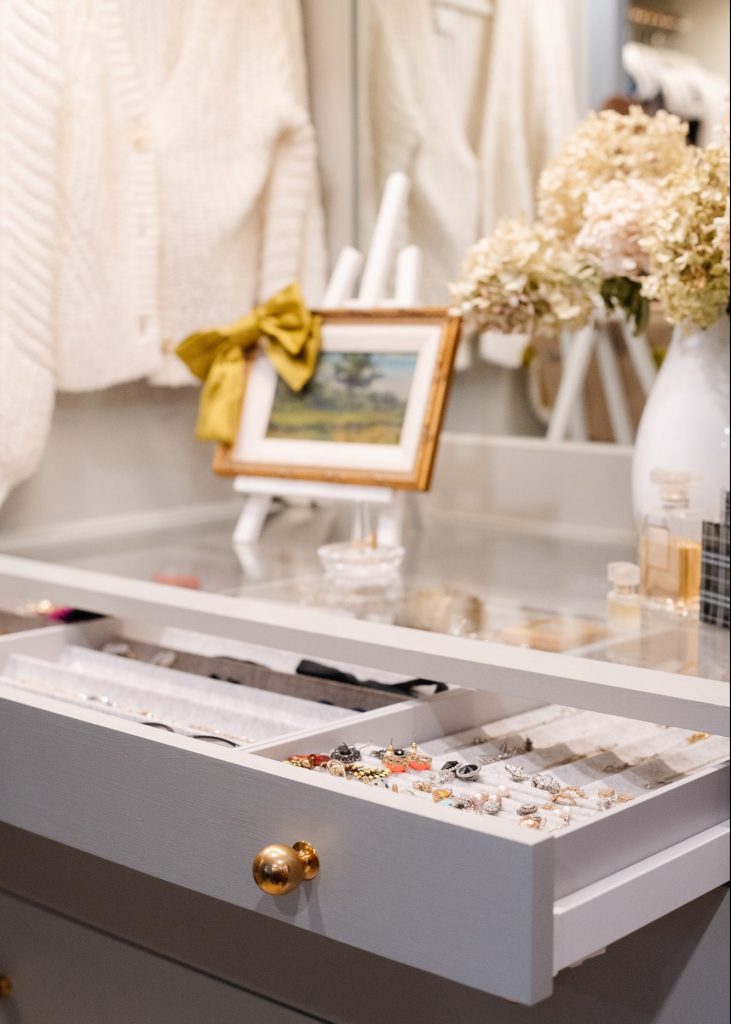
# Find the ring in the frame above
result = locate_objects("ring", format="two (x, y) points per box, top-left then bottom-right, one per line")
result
(531, 772), (562, 795)
(455, 763), (481, 782)
(326, 759), (348, 778)
(552, 785), (587, 805)
(505, 764), (530, 783)
(517, 802), (539, 816)
(431, 787), (452, 802)
(519, 815), (544, 829)
(596, 789), (617, 811)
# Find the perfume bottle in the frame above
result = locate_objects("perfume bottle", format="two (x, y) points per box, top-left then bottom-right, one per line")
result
(607, 562), (641, 633)
(639, 469), (703, 616)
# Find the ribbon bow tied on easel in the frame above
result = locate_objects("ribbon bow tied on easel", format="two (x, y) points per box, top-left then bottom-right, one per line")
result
(175, 282), (322, 445)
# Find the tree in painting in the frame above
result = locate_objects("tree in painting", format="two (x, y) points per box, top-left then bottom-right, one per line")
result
(332, 354), (383, 396)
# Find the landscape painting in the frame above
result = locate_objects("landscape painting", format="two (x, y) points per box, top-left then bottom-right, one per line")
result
(265, 352), (417, 445)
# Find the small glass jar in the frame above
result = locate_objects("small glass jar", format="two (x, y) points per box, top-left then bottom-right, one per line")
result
(607, 561), (642, 634)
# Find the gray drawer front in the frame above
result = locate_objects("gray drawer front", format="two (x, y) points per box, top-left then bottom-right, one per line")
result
(0, 891), (315, 1024)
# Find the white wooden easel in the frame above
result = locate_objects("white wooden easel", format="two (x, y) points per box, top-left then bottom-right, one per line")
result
(232, 172), (421, 547)
(547, 318), (658, 443)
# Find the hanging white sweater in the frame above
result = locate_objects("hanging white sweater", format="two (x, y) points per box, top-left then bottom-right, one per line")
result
(358, 0), (577, 302)
(0, 0), (58, 508)
(0, 0), (325, 503)
(358, 0), (480, 304)
(478, 0), (578, 233)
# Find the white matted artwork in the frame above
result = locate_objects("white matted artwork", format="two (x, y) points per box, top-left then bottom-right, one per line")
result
(214, 309), (461, 490)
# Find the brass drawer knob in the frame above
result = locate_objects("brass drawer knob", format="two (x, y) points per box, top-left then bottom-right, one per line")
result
(252, 841), (319, 896)
(0, 975), (11, 999)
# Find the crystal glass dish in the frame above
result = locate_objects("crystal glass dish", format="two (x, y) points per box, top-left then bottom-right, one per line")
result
(317, 541), (405, 587)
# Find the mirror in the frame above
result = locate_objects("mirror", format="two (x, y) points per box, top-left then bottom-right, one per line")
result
(0, 0), (727, 533)
(350, 0), (729, 441)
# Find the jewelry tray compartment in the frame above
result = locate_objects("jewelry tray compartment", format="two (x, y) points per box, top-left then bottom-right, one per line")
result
(0, 620), (727, 1006)
(0, 617), (408, 749)
(252, 687), (730, 977)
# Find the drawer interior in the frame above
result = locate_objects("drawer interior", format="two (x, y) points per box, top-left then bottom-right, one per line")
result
(0, 618), (415, 750)
(252, 687), (730, 899)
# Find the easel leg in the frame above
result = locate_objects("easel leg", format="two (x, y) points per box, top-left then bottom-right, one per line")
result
(233, 494), (273, 545)
(620, 322), (657, 397)
(559, 330), (588, 441)
(596, 327), (634, 444)
(548, 326), (595, 442)
(377, 495), (404, 548)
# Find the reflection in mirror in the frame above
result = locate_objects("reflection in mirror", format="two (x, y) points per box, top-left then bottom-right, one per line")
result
(355, 0), (729, 442)
(0, 0), (727, 537)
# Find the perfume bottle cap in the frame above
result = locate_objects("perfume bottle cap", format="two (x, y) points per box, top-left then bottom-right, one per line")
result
(650, 468), (700, 507)
(608, 562), (640, 587)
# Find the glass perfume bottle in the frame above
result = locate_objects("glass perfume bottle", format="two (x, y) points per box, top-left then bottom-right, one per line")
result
(607, 562), (641, 633)
(639, 469), (703, 616)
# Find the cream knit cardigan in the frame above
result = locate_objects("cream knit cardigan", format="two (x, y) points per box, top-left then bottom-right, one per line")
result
(0, 0), (325, 504)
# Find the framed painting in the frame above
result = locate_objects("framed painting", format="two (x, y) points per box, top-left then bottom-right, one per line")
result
(214, 308), (461, 490)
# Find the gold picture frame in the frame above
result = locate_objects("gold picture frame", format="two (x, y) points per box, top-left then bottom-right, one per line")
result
(214, 308), (461, 491)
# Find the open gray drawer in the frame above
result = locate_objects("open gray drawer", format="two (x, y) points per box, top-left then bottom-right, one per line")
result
(0, 619), (727, 1006)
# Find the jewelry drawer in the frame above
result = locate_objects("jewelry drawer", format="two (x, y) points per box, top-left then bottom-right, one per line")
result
(0, 621), (727, 1006)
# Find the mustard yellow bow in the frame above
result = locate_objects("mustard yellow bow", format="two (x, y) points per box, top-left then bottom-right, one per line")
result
(175, 283), (322, 445)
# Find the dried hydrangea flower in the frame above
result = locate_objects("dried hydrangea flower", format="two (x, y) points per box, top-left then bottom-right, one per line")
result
(538, 106), (690, 242)
(640, 139), (730, 328)
(450, 218), (598, 339)
(576, 178), (660, 280)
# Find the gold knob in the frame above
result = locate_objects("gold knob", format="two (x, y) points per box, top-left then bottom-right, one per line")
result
(0, 975), (11, 999)
(252, 841), (319, 896)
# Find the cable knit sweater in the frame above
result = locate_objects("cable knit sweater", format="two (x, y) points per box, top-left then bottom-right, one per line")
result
(0, 0), (60, 508)
(0, 0), (325, 502)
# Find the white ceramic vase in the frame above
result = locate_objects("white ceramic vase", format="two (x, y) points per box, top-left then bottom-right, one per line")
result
(632, 315), (730, 523)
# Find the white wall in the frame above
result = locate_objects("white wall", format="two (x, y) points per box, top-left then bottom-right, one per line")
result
(0, 384), (231, 535)
(678, 0), (729, 80)
(651, 0), (730, 80)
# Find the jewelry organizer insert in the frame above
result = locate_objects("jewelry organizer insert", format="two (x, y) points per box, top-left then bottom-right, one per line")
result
(258, 703), (729, 834)
(252, 685), (729, 894)
(0, 622), (406, 749)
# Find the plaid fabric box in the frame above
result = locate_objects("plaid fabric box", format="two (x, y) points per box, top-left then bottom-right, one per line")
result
(700, 520), (730, 629)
